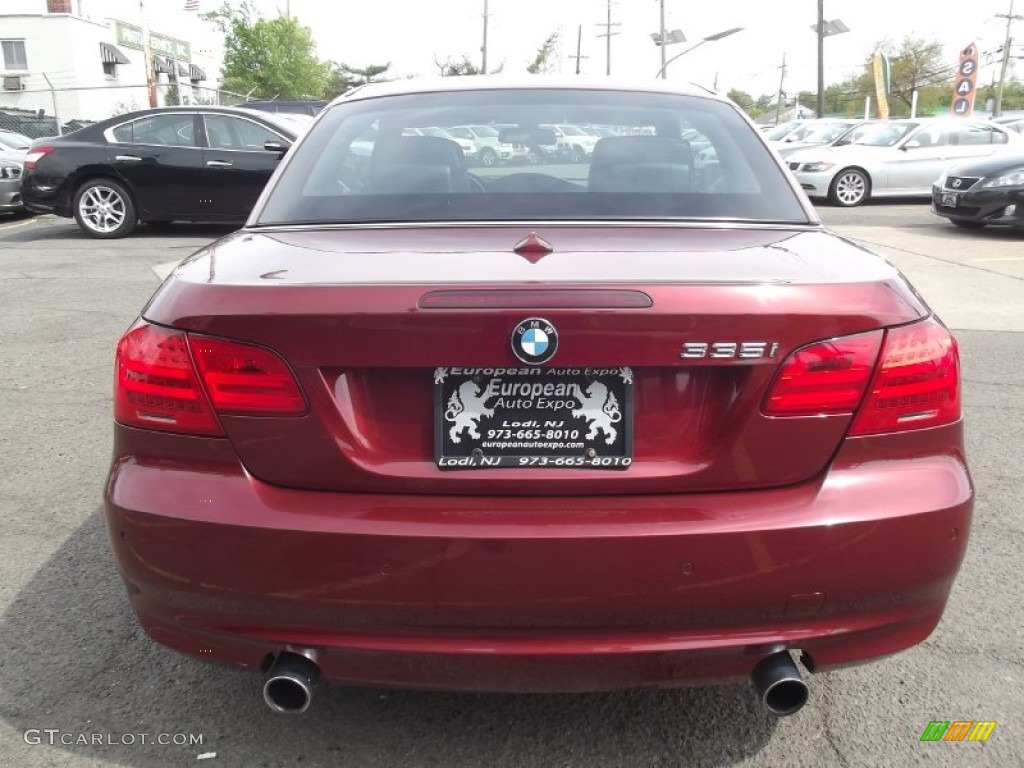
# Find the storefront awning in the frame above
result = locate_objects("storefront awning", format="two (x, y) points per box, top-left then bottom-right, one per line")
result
(153, 56), (175, 74)
(189, 64), (207, 82)
(177, 62), (190, 77)
(99, 42), (130, 65)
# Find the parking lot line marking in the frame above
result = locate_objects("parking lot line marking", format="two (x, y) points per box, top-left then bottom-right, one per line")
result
(970, 257), (1024, 262)
(0, 218), (38, 232)
(152, 260), (182, 280)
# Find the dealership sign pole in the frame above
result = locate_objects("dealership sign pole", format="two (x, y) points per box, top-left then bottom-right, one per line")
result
(951, 43), (979, 116)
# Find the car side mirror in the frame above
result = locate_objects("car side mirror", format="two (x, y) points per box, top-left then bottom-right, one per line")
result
(901, 141), (919, 151)
(264, 140), (291, 153)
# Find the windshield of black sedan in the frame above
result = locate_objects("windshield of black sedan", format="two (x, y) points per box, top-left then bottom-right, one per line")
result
(256, 88), (809, 225)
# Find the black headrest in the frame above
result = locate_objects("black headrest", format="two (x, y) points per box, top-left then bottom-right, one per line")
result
(589, 136), (694, 193)
(369, 136), (469, 194)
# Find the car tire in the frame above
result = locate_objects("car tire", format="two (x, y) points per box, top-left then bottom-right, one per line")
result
(951, 219), (985, 230)
(479, 148), (498, 167)
(828, 168), (870, 207)
(73, 179), (137, 238)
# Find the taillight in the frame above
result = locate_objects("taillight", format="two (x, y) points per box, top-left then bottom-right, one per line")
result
(23, 147), (53, 170)
(764, 331), (883, 416)
(115, 323), (307, 435)
(189, 335), (306, 415)
(115, 323), (222, 435)
(849, 318), (960, 435)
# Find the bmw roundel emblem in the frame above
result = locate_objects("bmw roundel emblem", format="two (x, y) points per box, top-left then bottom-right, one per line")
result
(511, 317), (558, 366)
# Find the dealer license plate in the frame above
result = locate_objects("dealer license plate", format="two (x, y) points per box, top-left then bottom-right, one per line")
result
(941, 192), (959, 208)
(434, 367), (633, 470)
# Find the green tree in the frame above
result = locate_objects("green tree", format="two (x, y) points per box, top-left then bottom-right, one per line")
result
(526, 32), (559, 74)
(325, 62), (391, 99)
(435, 56), (483, 76)
(847, 36), (949, 116)
(203, 1), (330, 99)
(726, 88), (754, 109)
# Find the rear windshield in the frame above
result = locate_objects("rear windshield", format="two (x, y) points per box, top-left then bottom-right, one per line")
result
(256, 88), (809, 226)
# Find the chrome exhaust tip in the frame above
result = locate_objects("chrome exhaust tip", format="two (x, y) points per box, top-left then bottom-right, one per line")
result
(751, 651), (809, 716)
(262, 651), (320, 714)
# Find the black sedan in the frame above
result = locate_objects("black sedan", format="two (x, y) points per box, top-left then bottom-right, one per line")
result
(932, 153), (1024, 230)
(21, 106), (298, 238)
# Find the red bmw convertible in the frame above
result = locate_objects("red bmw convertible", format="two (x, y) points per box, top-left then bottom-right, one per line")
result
(105, 79), (972, 716)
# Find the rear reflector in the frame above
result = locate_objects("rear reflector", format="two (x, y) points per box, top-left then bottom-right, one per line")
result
(23, 147), (53, 169)
(764, 331), (883, 416)
(115, 324), (223, 435)
(189, 335), (306, 415)
(849, 318), (960, 435)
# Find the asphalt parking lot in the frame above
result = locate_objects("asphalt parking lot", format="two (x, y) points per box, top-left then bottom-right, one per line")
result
(0, 206), (1021, 768)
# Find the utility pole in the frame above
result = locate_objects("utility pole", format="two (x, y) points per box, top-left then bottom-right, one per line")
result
(569, 24), (588, 74)
(995, 0), (1022, 117)
(659, 0), (667, 79)
(596, 0), (621, 76)
(816, 0), (825, 117)
(140, 0), (157, 107)
(480, 0), (489, 74)
(775, 52), (787, 126)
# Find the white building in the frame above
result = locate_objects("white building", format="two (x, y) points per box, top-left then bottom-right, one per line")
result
(1, 0), (222, 128)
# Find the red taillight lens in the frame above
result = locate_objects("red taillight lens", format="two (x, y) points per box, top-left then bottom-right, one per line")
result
(115, 324), (223, 435)
(849, 318), (960, 436)
(764, 331), (883, 416)
(23, 146), (53, 169)
(188, 335), (306, 415)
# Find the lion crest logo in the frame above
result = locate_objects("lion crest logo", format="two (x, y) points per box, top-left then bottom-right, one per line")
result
(444, 380), (494, 443)
(572, 381), (622, 445)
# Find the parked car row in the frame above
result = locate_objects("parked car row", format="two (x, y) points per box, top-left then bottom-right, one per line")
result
(7, 103), (1023, 236)
(778, 117), (1021, 210)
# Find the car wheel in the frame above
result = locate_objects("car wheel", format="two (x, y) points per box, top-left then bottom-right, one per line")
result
(951, 219), (985, 230)
(73, 179), (137, 238)
(828, 168), (870, 207)
(479, 148), (498, 167)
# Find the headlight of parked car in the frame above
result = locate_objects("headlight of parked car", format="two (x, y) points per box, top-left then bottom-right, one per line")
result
(800, 162), (835, 173)
(982, 170), (1024, 188)
(0, 163), (22, 179)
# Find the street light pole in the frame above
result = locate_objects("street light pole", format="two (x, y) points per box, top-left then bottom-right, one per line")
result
(817, 0), (825, 117)
(653, 27), (743, 78)
(659, 0), (667, 79)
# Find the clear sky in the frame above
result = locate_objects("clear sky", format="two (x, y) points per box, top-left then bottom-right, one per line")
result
(125, 0), (1019, 97)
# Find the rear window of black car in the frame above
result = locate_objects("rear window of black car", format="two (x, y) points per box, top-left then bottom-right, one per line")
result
(255, 88), (809, 226)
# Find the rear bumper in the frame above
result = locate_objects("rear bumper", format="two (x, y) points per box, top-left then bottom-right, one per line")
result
(104, 423), (972, 693)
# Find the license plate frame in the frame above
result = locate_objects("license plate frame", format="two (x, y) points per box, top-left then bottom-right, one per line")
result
(434, 367), (634, 470)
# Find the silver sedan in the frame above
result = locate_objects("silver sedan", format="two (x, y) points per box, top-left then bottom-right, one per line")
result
(786, 118), (1020, 206)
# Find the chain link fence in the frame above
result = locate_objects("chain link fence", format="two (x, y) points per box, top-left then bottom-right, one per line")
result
(0, 82), (250, 139)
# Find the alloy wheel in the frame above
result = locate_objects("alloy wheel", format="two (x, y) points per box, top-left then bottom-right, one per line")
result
(833, 171), (868, 206)
(78, 185), (127, 234)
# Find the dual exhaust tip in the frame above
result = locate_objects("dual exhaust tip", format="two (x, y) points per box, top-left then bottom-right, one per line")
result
(261, 649), (809, 717)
